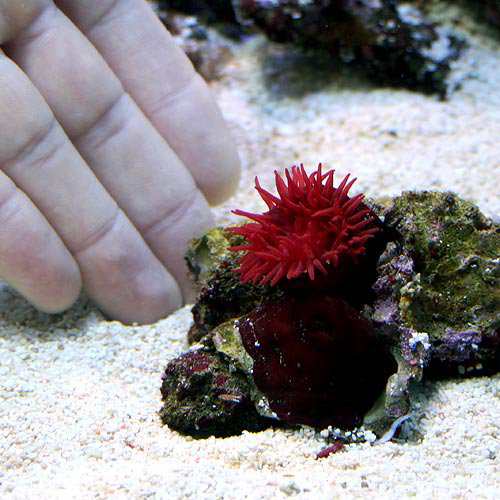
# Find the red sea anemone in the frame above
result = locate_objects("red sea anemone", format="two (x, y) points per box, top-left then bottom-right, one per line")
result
(238, 294), (396, 429)
(230, 164), (379, 286)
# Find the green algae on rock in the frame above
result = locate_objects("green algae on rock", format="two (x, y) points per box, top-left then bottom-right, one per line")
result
(185, 227), (240, 286)
(382, 191), (499, 376)
(211, 319), (277, 419)
(364, 191), (499, 432)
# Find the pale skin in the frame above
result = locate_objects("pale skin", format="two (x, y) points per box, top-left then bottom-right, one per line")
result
(0, 0), (241, 324)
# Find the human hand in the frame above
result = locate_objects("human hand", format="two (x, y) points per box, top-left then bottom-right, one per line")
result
(0, 0), (240, 324)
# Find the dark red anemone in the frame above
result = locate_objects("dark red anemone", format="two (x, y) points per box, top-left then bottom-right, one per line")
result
(238, 295), (396, 429)
(230, 164), (379, 286)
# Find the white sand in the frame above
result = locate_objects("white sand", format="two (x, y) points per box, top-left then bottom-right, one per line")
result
(1, 6), (499, 499)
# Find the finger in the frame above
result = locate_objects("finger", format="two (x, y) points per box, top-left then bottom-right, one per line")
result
(55, 0), (241, 205)
(0, 51), (181, 324)
(5, 2), (214, 298)
(0, 173), (81, 313)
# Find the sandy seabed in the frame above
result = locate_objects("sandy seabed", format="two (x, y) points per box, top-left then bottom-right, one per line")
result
(1, 7), (499, 500)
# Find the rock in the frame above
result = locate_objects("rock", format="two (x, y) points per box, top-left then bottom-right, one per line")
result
(484, 0), (500, 28)
(185, 228), (274, 343)
(160, 347), (268, 437)
(155, 0), (466, 95)
(159, 0), (237, 25)
(156, 10), (233, 81)
(235, 0), (464, 96)
(185, 227), (242, 286)
(211, 319), (276, 419)
(377, 191), (499, 377)
(364, 189), (499, 433)
(463, 0), (500, 29)
(160, 190), (499, 439)
(157, 0), (245, 38)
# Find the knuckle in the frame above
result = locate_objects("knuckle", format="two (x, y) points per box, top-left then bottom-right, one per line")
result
(142, 187), (200, 236)
(72, 92), (131, 152)
(72, 209), (121, 257)
(75, 211), (179, 311)
(0, 117), (64, 175)
(0, 182), (22, 226)
(147, 72), (199, 120)
(0, 58), (57, 167)
(0, 1), (54, 44)
(82, 0), (123, 34)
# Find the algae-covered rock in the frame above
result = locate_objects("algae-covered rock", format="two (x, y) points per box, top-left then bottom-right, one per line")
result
(235, 0), (465, 96)
(211, 319), (276, 419)
(364, 191), (498, 432)
(185, 227), (240, 286)
(377, 191), (499, 377)
(212, 319), (254, 375)
(161, 190), (498, 440)
(160, 347), (268, 437)
(186, 227), (272, 343)
(159, 0), (465, 96)
(188, 261), (270, 343)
